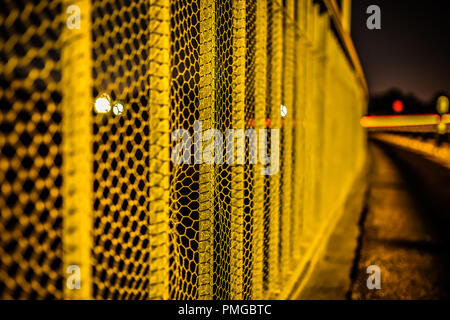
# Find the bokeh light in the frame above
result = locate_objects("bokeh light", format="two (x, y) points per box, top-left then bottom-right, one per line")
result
(437, 96), (449, 115)
(393, 100), (404, 113)
(281, 104), (287, 117)
(112, 102), (124, 116)
(94, 94), (112, 114)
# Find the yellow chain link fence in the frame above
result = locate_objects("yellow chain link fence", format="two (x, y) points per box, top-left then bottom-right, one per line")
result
(0, 0), (367, 299)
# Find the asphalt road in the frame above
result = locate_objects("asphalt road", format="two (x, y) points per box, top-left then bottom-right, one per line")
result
(350, 140), (450, 299)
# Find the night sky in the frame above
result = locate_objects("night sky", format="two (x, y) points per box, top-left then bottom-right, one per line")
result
(351, 0), (450, 103)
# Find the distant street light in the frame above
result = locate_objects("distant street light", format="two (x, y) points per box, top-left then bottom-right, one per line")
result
(435, 96), (449, 144)
(437, 96), (449, 115)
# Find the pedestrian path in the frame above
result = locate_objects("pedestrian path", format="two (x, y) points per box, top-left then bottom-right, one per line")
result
(350, 141), (450, 299)
(297, 141), (450, 299)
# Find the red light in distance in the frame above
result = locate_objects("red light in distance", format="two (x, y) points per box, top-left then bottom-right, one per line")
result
(393, 100), (404, 113)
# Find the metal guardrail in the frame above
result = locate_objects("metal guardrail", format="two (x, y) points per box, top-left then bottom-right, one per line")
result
(361, 114), (441, 129)
(323, 0), (369, 99)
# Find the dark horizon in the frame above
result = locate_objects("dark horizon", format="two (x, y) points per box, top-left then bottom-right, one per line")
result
(351, 0), (450, 103)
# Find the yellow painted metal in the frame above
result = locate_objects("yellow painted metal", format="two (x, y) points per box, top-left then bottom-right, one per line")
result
(1, 0), (368, 300)
(248, 0), (267, 300)
(229, 0), (246, 299)
(61, 0), (93, 300)
(360, 115), (440, 128)
(0, 0), (64, 299)
(302, 0), (317, 242)
(198, 0), (216, 301)
(291, 0), (308, 270)
(280, 0), (294, 282)
(264, 0), (283, 298)
(323, 0), (368, 99)
(149, 0), (170, 300)
(341, 0), (352, 32)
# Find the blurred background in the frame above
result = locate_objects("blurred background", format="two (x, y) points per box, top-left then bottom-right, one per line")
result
(352, 0), (449, 115)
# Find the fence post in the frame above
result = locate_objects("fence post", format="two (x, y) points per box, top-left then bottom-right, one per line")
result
(149, 0), (171, 300)
(198, 0), (216, 300)
(62, 0), (93, 300)
(230, 0), (246, 300)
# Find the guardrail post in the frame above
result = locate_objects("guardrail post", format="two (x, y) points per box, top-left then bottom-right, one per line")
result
(198, 0), (216, 300)
(62, 0), (93, 300)
(149, 0), (170, 300)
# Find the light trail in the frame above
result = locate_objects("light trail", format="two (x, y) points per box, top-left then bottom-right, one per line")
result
(360, 114), (441, 129)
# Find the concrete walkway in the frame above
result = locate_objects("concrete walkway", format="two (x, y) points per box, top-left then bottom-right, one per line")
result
(350, 141), (450, 299)
(297, 141), (450, 299)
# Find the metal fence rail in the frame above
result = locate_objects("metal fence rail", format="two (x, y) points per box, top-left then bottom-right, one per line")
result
(0, 0), (367, 299)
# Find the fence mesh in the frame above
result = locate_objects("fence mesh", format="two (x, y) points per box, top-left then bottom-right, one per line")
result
(0, 0), (367, 299)
(0, 0), (63, 299)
